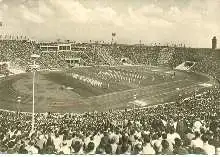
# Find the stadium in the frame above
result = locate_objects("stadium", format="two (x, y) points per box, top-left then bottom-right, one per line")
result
(1, 0), (220, 155)
(0, 37), (220, 154)
(0, 64), (216, 113)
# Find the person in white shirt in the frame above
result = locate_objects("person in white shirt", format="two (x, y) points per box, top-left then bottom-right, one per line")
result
(162, 133), (173, 151)
(84, 135), (91, 148)
(26, 141), (38, 154)
(53, 134), (62, 152)
(190, 131), (203, 152)
(93, 133), (102, 148)
(201, 134), (215, 155)
(16, 129), (22, 136)
(9, 128), (15, 138)
(110, 137), (118, 154)
(66, 136), (73, 148)
(141, 135), (155, 155)
(59, 141), (71, 155)
(167, 127), (181, 145)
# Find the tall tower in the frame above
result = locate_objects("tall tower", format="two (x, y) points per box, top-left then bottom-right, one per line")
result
(212, 36), (217, 49)
(111, 32), (116, 44)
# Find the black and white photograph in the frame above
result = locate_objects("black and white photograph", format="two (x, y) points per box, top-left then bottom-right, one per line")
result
(0, 0), (220, 155)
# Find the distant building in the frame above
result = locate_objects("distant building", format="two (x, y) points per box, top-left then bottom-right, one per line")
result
(212, 36), (217, 49)
(40, 43), (71, 52)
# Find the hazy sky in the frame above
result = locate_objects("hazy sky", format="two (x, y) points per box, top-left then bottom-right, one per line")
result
(0, 0), (219, 47)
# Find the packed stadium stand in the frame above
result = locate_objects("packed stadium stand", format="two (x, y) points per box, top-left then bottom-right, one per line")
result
(0, 37), (220, 154)
(1, 39), (219, 73)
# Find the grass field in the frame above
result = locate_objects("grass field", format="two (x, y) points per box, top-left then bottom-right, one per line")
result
(0, 65), (213, 113)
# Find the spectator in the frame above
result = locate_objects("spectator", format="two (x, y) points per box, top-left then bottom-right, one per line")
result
(161, 140), (173, 155)
(141, 135), (155, 155)
(190, 131), (203, 153)
(86, 142), (96, 155)
(201, 134), (215, 155)
(173, 138), (188, 155)
(167, 127), (181, 145)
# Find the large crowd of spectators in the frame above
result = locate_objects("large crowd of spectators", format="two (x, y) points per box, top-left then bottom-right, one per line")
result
(1, 38), (220, 154)
(0, 38), (220, 74)
(0, 87), (219, 154)
(0, 40), (39, 69)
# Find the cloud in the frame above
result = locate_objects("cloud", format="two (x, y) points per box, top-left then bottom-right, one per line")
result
(39, 1), (54, 17)
(19, 4), (44, 23)
(0, 3), (8, 20)
(124, 5), (172, 30)
(49, 0), (123, 26)
(139, 4), (164, 16)
(51, 0), (91, 23)
(1, 0), (220, 47)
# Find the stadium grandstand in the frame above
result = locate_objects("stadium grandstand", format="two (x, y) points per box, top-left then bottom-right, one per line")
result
(0, 33), (220, 155)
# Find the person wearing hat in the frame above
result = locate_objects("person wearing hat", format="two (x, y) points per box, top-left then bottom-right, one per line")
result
(193, 118), (202, 133)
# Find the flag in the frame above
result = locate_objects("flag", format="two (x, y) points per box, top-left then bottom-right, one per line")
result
(112, 33), (116, 37)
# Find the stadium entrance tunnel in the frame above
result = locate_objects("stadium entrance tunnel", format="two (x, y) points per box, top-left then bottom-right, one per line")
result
(175, 61), (196, 71)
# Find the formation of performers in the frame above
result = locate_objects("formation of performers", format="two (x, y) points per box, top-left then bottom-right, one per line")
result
(97, 69), (146, 86)
(72, 73), (103, 87)
(70, 68), (147, 89)
(70, 67), (176, 90)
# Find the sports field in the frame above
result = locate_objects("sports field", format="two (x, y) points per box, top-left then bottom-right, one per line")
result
(0, 65), (213, 113)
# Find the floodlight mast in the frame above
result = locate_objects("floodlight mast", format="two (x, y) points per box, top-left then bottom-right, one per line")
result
(30, 54), (40, 132)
